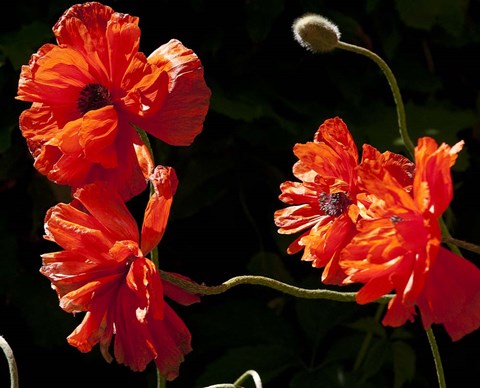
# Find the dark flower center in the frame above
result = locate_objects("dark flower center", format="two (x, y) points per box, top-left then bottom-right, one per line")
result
(390, 215), (404, 223)
(77, 83), (112, 115)
(319, 192), (351, 217)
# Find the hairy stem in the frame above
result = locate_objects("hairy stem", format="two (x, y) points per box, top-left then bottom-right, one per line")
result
(0, 336), (19, 388)
(160, 271), (393, 303)
(337, 41), (415, 158)
(203, 369), (263, 388)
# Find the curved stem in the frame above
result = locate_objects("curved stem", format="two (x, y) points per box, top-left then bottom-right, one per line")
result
(0, 336), (19, 388)
(337, 41), (415, 158)
(426, 327), (446, 388)
(234, 370), (263, 388)
(160, 271), (393, 303)
(203, 370), (263, 388)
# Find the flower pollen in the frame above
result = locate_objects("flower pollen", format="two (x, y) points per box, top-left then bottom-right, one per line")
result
(319, 192), (350, 217)
(390, 215), (404, 223)
(77, 83), (112, 115)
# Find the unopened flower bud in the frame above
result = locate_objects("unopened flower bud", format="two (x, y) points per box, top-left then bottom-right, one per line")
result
(292, 14), (341, 53)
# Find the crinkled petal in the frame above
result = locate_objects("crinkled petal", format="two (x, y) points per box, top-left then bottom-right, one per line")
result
(314, 117), (359, 165)
(414, 137), (464, 217)
(417, 247), (480, 341)
(76, 107), (118, 168)
(361, 143), (414, 190)
(17, 44), (93, 105)
(141, 166), (178, 254)
(74, 183), (139, 242)
(43, 203), (114, 252)
(67, 290), (115, 359)
(140, 39), (211, 146)
(150, 303), (193, 381)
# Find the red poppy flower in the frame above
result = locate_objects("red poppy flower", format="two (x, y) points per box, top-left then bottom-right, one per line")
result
(341, 137), (480, 341)
(16, 2), (211, 200)
(274, 117), (414, 284)
(40, 165), (200, 379)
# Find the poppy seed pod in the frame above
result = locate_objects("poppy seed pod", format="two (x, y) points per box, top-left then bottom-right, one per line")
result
(292, 14), (340, 53)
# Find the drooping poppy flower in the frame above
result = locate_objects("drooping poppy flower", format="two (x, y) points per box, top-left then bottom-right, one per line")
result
(274, 117), (414, 284)
(341, 137), (480, 341)
(16, 1), (211, 200)
(40, 165), (200, 379)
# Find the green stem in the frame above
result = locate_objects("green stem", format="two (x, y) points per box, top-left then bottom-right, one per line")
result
(337, 41), (415, 158)
(442, 235), (480, 255)
(234, 370), (263, 388)
(151, 246), (159, 270)
(0, 336), (19, 388)
(157, 369), (166, 388)
(439, 218), (462, 256)
(203, 370), (263, 388)
(426, 327), (446, 388)
(353, 304), (385, 371)
(160, 271), (393, 303)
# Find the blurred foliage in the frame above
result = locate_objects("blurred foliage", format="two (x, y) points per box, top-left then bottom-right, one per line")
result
(1, 0), (480, 387)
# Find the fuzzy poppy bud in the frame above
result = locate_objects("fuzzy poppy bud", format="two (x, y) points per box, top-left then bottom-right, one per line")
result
(292, 13), (341, 53)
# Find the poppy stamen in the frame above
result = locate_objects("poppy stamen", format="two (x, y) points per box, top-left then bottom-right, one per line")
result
(390, 215), (404, 223)
(319, 192), (351, 217)
(77, 83), (112, 115)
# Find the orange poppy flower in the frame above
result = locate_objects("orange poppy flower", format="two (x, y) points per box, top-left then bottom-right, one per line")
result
(40, 165), (200, 379)
(274, 117), (414, 284)
(341, 137), (480, 341)
(16, 2), (211, 200)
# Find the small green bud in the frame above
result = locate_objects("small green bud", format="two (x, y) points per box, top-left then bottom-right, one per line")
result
(292, 14), (341, 53)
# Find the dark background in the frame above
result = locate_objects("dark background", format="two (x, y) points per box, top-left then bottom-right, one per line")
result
(1, 0), (480, 387)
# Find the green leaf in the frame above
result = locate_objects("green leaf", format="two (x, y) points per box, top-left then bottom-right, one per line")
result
(436, 0), (469, 37)
(196, 344), (300, 387)
(353, 100), (475, 169)
(245, 0), (285, 43)
(395, 0), (468, 36)
(290, 364), (375, 388)
(209, 83), (297, 134)
(347, 317), (387, 339)
(324, 334), (364, 365)
(171, 154), (232, 219)
(395, 0), (438, 30)
(295, 298), (359, 348)
(360, 338), (390, 381)
(188, 297), (298, 351)
(392, 341), (416, 388)
(247, 251), (295, 284)
(397, 59), (443, 94)
(0, 21), (52, 70)
(404, 101), (475, 171)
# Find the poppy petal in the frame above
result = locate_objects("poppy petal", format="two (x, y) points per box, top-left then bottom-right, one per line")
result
(74, 183), (139, 242)
(142, 39), (211, 146)
(141, 166), (178, 254)
(417, 247), (480, 341)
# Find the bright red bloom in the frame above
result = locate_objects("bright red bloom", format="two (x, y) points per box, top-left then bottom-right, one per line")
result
(40, 165), (200, 379)
(341, 137), (480, 341)
(16, 2), (211, 200)
(274, 117), (413, 284)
